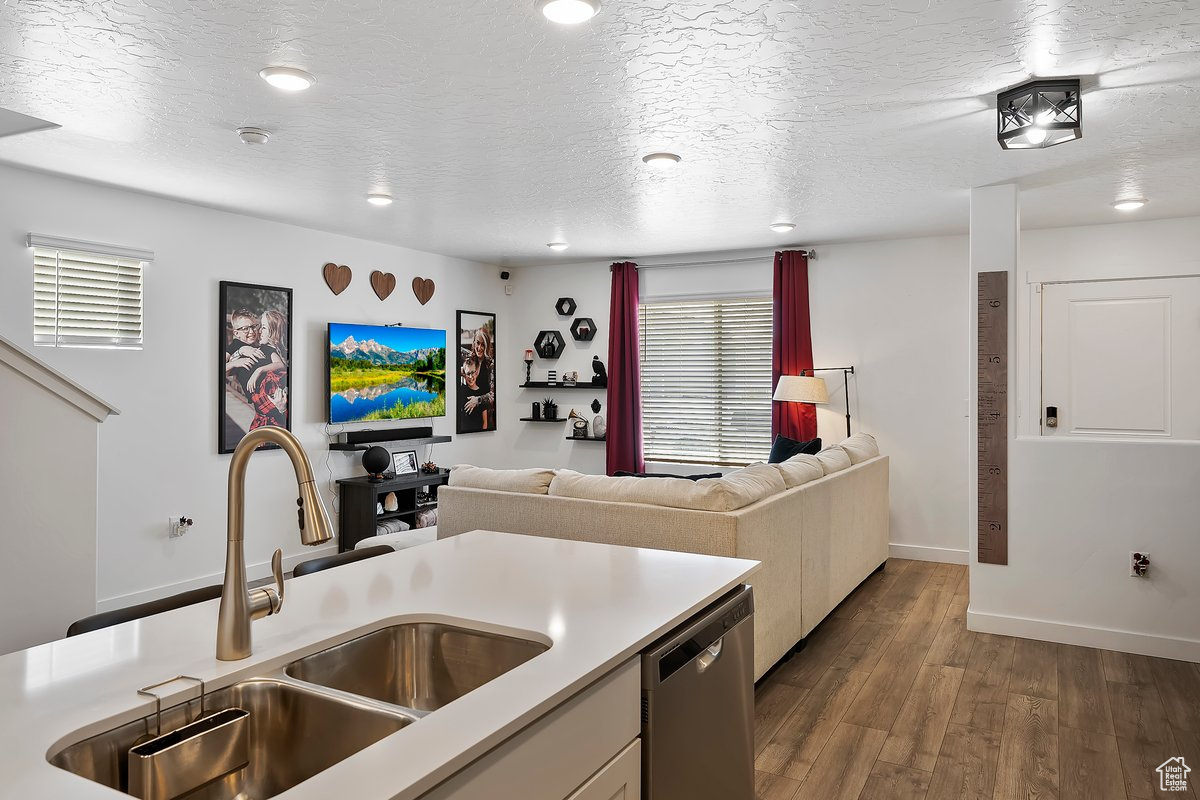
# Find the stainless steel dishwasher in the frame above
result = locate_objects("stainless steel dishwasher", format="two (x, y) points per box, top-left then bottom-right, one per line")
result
(641, 584), (754, 800)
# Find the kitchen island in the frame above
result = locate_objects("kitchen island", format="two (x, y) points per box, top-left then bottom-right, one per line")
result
(0, 530), (757, 799)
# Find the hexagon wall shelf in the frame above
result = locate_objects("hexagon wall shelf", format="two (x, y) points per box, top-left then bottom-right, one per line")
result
(555, 297), (577, 316)
(535, 329), (566, 359)
(570, 317), (596, 341)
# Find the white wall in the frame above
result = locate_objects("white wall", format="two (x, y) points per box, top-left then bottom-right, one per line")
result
(0, 163), (506, 613)
(970, 215), (1200, 661)
(490, 260), (612, 475)
(496, 240), (972, 562)
(0, 360), (99, 651)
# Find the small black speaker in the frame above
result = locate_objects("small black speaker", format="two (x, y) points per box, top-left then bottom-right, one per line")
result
(362, 446), (390, 481)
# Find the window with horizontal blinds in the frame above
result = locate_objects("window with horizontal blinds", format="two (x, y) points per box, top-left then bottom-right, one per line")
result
(638, 297), (773, 466)
(33, 247), (144, 349)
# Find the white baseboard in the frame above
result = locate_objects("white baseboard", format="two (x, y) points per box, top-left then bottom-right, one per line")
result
(968, 609), (1200, 663)
(95, 545), (341, 613)
(888, 543), (968, 564)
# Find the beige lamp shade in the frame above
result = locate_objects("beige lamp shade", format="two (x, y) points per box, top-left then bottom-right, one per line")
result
(773, 375), (829, 404)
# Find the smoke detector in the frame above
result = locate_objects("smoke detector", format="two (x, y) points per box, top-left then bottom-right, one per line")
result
(236, 127), (270, 145)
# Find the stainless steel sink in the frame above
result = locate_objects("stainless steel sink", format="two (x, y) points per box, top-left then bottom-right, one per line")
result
(285, 622), (549, 711)
(50, 677), (413, 799)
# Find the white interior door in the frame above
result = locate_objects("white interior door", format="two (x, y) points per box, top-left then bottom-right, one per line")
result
(1041, 277), (1200, 440)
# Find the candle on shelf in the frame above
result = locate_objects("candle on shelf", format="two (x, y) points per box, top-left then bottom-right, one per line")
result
(523, 349), (535, 384)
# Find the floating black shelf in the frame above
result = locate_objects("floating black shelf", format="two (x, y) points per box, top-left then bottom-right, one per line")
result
(566, 436), (606, 442)
(570, 317), (596, 341)
(329, 435), (452, 452)
(520, 381), (604, 390)
(519, 417), (567, 422)
(535, 330), (566, 359)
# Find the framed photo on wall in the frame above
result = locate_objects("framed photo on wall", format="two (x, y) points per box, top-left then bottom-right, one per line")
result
(219, 281), (293, 454)
(456, 310), (496, 434)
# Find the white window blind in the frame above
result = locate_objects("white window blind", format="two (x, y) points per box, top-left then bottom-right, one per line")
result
(639, 297), (773, 466)
(33, 242), (145, 349)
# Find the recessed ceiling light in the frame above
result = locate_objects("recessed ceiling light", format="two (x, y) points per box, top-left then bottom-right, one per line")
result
(236, 127), (270, 145)
(258, 66), (316, 92)
(769, 222), (796, 233)
(536, 0), (600, 24)
(1112, 198), (1147, 212)
(547, 242), (569, 251)
(366, 193), (394, 206)
(642, 152), (681, 169)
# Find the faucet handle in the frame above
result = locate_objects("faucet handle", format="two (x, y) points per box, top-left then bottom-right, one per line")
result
(270, 548), (285, 605)
(249, 549), (285, 621)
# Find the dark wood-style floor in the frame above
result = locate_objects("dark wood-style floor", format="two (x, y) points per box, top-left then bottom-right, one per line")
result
(753, 559), (1200, 800)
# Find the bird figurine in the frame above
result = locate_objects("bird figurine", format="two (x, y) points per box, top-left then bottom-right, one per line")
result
(591, 355), (608, 387)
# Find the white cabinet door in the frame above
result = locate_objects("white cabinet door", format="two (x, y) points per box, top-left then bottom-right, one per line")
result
(566, 739), (640, 800)
(1041, 277), (1200, 440)
(419, 659), (640, 800)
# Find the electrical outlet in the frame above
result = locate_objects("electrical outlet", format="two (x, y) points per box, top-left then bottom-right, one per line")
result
(1130, 551), (1150, 577)
(169, 516), (194, 539)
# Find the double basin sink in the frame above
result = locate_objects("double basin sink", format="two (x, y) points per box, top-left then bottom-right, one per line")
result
(50, 622), (549, 799)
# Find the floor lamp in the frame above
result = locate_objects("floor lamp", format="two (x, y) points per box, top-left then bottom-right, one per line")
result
(773, 366), (856, 437)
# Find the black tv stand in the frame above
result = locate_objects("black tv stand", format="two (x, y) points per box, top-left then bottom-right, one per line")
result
(335, 470), (450, 552)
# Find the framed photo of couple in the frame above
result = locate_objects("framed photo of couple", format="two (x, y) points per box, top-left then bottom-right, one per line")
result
(219, 281), (293, 454)
(456, 310), (497, 434)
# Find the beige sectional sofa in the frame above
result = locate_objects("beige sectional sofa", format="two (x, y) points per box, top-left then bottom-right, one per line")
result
(437, 434), (889, 680)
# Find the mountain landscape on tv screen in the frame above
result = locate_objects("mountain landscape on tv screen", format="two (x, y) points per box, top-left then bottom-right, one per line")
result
(328, 325), (446, 423)
(331, 334), (442, 367)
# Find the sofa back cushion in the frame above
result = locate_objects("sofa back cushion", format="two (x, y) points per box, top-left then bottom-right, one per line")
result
(449, 465), (556, 494)
(840, 432), (880, 464)
(549, 462), (785, 512)
(774, 453), (825, 488)
(814, 445), (853, 475)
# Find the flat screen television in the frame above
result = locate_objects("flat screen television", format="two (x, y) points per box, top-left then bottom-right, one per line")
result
(327, 323), (447, 424)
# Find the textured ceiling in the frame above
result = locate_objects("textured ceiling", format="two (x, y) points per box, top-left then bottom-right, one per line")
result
(1, 0), (1198, 264)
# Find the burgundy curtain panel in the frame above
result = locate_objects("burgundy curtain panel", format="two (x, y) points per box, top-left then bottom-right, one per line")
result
(606, 261), (645, 475)
(772, 250), (818, 441)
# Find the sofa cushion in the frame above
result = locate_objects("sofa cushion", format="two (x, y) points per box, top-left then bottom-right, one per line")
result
(613, 470), (723, 481)
(767, 435), (822, 464)
(774, 453), (825, 489)
(448, 464), (556, 494)
(840, 432), (880, 464)
(814, 446), (852, 475)
(549, 462), (785, 512)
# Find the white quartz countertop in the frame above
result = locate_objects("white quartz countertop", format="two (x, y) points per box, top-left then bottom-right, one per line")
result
(0, 530), (758, 799)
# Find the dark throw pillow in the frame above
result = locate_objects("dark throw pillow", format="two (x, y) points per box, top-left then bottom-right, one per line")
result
(614, 470), (724, 481)
(767, 435), (822, 464)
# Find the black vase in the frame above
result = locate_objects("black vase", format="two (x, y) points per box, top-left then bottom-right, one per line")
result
(531, 402), (541, 420)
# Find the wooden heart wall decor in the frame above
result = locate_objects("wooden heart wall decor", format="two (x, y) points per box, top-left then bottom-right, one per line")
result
(412, 277), (435, 305)
(322, 262), (352, 295)
(370, 270), (396, 301)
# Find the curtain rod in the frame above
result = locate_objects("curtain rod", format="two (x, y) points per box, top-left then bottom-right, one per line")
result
(623, 251), (814, 272)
